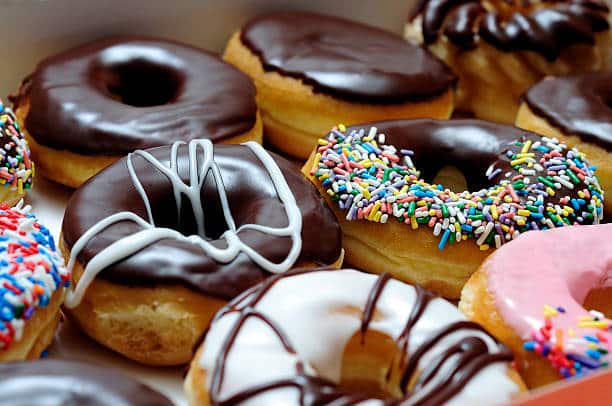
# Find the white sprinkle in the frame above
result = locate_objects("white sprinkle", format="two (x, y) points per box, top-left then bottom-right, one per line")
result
(368, 126), (378, 139)
(404, 156), (414, 168)
(456, 211), (466, 224)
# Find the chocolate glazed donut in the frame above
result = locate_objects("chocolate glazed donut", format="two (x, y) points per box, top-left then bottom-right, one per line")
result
(10, 37), (262, 187)
(240, 11), (457, 103)
(223, 11), (456, 159)
(523, 73), (612, 149)
(0, 360), (172, 405)
(60, 140), (342, 365)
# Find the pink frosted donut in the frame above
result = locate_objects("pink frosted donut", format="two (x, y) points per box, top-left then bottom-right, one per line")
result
(460, 224), (612, 388)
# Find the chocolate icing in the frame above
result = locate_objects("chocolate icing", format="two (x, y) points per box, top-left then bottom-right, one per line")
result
(11, 37), (257, 155)
(0, 360), (172, 406)
(208, 269), (512, 406)
(410, 0), (610, 60)
(524, 73), (612, 150)
(62, 143), (341, 300)
(240, 11), (456, 104)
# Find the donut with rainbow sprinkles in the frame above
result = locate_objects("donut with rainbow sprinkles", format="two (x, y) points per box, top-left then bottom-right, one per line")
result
(302, 119), (604, 298)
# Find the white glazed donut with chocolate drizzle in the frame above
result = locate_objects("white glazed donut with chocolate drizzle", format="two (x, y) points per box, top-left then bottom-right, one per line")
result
(185, 268), (524, 405)
(60, 139), (342, 366)
(405, 0), (612, 123)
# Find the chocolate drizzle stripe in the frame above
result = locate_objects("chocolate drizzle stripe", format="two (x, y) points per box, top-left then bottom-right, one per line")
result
(410, 0), (610, 60)
(360, 272), (392, 341)
(205, 269), (514, 405)
(210, 268), (329, 406)
(240, 11), (456, 104)
(397, 285), (436, 360)
(210, 308), (299, 405)
(443, 2), (485, 48)
(399, 321), (511, 395)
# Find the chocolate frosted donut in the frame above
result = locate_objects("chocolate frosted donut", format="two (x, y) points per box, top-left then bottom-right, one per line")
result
(241, 11), (456, 103)
(517, 72), (612, 216)
(523, 73), (612, 149)
(60, 139), (342, 365)
(224, 11), (456, 159)
(11, 37), (262, 187)
(0, 360), (172, 405)
(405, 0), (612, 124)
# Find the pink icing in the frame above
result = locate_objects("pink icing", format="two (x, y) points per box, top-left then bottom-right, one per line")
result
(488, 224), (612, 360)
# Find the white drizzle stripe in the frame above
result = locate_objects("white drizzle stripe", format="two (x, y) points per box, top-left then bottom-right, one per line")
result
(64, 140), (302, 309)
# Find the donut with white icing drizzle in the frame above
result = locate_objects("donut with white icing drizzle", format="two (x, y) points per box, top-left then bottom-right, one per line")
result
(185, 268), (524, 405)
(60, 139), (342, 365)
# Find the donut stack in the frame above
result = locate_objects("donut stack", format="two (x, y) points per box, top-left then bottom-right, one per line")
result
(0, 4), (610, 405)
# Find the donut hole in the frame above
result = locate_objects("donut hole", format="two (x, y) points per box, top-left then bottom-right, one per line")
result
(340, 329), (404, 400)
(98, 62), (183, 107)
(151, 173), (231, 240)
(583, 287), (612, 320)
(432, 165), (468, 192)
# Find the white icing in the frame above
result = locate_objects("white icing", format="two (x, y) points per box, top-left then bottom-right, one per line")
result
(64, 140), (302, 309)
(199, 269), (520, 405)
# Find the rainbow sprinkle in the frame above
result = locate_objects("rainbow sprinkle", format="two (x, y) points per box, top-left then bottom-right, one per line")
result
(0, 201), (69, 351)
(0, 99), (34, 195)
(310, 125), (604, 250)
(523, 305), (611, 379)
